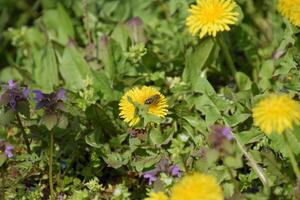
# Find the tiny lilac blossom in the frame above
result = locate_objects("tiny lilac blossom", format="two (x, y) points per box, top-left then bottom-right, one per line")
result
(143, 173), (157, 185)
(170, 165), (181, 177)
(222, 127), (233, 140)
(5, 145), (14, 158)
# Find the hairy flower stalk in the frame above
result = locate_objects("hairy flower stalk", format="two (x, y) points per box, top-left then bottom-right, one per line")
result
(49, 131), (54, 200)
(33, 89), (67, 200)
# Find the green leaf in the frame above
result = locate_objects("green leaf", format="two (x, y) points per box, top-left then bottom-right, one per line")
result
(238, 130), (264, 144)
(149, 127), (173, 146)
(17, 101), (30, 118)
(132, 155), (161, 172)
(42, 3), (74, 44)
(57, 114), (68, 129)
(268, 133), (300, 157)
(235, 72), (252, 91)
(192, 77), (216, 95)
(224, 155), (243, 169)
(0, 109), (15, 126)
(260, 60), (274, 79)
(93, 71), (115, 101)
(33, 46), (59, 92)
(111, 24), (129, 51)
(60, 45), (92, 91)
(85, 128), (103, 148)
(183, 38), (215, 82)
(225, 113), (251, 127)
(40, 113), (58, 130)
(0, 154), (7, 167)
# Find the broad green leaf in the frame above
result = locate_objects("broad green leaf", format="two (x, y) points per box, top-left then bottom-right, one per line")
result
(111, 24), (129, 51)
(42, 3), (74, 44)
(60, 45), (92, 91)
(0, 109), (15, 126)
(33, 47), (59, 92)
(235, 72), (252, 91)
(40, 113), (57, 130)
(238, 130), (264, 144)
(183, 38), (215, 82)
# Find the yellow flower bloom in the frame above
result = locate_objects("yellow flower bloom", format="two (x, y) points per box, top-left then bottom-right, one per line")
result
(144, 192), (168, 200)
(170, 173), (223, 200)
(186, 0), (239, 38)
(119, 86), (168, 126)
(278, 0), (300, 27)
(252, 94), (300, 134)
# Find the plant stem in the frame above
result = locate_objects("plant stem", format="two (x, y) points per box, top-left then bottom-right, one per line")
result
(223, 119), (268, 186)
(217, 34), (237, 76)
(283, 132), (300, 180)
(49, 131), (54, 200)
(16, 112), (31, 154)
(234, 134), (268, 186)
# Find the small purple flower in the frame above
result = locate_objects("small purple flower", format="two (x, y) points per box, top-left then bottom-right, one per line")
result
(4, 145), (14, 158)
(32, 89), (67, 113)
(222, 127), (233, 141)
(143, 173), (157, 185)
(32, 90), (44, 102)
(58, 194), (64, 200)
(209, 124), (234, 152)
(56, 88), (66, 100)
(0, 141), (14, 158)
(0, 80), (29, 111)
(170, 165), (181, 177)
(8, 80), (15, 89)
(142, 159), (181, 185)
(23, 88), (30, 98)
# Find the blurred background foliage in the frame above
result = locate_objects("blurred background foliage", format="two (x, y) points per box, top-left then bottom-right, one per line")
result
(0, 0), (300, 199)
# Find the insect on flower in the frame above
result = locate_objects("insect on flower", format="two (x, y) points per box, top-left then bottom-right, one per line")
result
(144, 94), (160, 105)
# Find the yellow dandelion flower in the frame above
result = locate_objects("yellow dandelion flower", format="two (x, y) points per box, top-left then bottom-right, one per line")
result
(119, 86), (168, 126)
(186, 0), (239, 38)
(144, 192), (168, 200)
(170, 173), (223, 200)
(278, 0), (300, 27)
(252, 94), (300, 134)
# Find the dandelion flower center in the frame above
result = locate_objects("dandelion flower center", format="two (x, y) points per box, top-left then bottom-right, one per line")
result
(278, 0), (300, 27)
(252, 94), (300, 134)
(186, 0), (239, 38)
(170, 173), (223, 200)
(119, 86), (168, 126)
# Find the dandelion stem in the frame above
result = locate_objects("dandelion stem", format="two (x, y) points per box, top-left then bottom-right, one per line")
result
(283, 132), (300, 180)
(223, 119), (268, 186)
(217, 34), (237, 76)
(16, 112), (31, 154)
(49, 131), (54, 200)
(234, 133), (269, 187)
